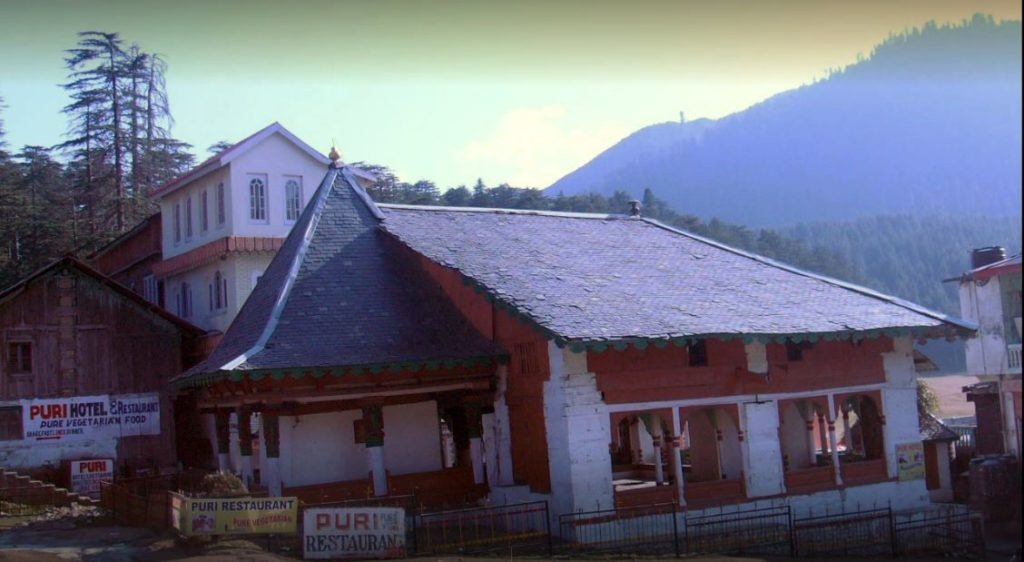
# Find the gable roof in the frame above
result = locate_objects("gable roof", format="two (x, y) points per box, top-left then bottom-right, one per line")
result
(377, 205), (975, 349)
(0, 255), (205, 337)
(149, 122), (333, 200)
(920, 412), (959, 442)
(174, 167), (505, 388)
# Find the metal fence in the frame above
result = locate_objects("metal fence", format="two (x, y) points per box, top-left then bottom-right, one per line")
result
(792, 506), (894, 558)
(559, 502), (680, 556)
(686, 505), (792, 556)
(894, 504), (985, 559)
(415, 500), (550, 556)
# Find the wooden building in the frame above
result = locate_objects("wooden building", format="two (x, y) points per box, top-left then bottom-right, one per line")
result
(176, 160), (972, 519)
(0, 256), (204, 477)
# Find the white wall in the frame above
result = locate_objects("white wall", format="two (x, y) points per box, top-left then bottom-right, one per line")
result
(160, 167), (231, 260)
(283, 410), (366, 487)
(381, 401), (443, 476)
(228, 133), (326, 239)
(743, 401), (785, 497)
(883, 337), (921, 479)
(960, 279), (1010, 376)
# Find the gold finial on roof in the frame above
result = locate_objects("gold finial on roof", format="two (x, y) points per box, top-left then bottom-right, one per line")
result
(329, 143), (342, 168)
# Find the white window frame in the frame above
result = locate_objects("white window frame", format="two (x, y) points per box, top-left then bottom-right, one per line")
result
(248, 174), (269, 224)
(216, 182), (226, 227)
(284, 176), (302, 223)
(185, 196), (194, 240)
(143, 275), (158, 304)
(200, 189), (209, 233)
(173, 202), (182, 244)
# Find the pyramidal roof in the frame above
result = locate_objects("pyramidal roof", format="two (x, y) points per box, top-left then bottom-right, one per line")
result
(175, 167), (505, 387)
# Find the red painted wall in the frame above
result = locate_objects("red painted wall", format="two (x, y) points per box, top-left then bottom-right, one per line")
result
(590, 338), (890, 404)
(414, 253), (553, 493)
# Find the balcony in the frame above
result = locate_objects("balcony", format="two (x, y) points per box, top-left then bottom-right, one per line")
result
(1008, 343), (1021, 374)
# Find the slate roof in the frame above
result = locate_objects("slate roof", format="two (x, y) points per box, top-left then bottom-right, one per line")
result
(920, 412), (959, 442)
(378, 205), (974, 347)
(175, 168), (505, 387)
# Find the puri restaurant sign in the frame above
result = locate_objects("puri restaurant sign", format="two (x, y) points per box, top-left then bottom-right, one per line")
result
(303, 507), (406, 560)
(171, 494), (299, 536)
(69, 459), (114, 498)
(22, 393), (160, 442)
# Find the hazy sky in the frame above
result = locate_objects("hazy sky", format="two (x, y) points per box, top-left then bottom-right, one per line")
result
(1, 0), (1020, 189)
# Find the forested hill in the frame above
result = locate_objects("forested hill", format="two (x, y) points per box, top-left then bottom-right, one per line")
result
(546, 15), (1022, 228)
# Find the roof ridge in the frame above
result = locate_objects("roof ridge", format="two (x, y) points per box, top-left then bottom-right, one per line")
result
(379, 203), (630, 221)
(638, 217), (976, 332)
(217, 167), (341, 371)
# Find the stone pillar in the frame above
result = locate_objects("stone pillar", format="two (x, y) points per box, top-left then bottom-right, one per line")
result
(671, 409), (686, 507)
(262, 413), (282, 496)
(544, 342), (613, 518)
(215, 410), (231, 472)
(817, 412), (830, 457)
(362, 404), (388, 496)
(237, 405), (254, 487)
(647, 417), (665, 485)
(465, 399), (486, 485)
(742, 400), (785, 497)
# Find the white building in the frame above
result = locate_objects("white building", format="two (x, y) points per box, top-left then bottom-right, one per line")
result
(948, 247), (1022, 457)
(149, 123), (341, 333)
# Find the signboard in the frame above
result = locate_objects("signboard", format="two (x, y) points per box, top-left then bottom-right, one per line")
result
(303, 507), (406, 560)
(22, 393), (160, 442)
(173, 496), (298, 536)
(896, 442), (925, 481)
(68, 459), (113, 498)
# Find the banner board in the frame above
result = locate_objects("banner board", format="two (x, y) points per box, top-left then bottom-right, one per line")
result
(303, 507), (406, 560)
(22, 393), (160, 442)
(896, 442), (925, 481)
(68, 459), (113, 498)
(173, 496), (299, 536)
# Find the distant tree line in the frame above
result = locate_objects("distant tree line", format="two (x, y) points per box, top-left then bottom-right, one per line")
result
(356, 162), (862, 283)
(0, 32), (195, 288)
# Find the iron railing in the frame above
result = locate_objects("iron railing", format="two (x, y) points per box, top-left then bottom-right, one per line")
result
(559, 502), (679, 556)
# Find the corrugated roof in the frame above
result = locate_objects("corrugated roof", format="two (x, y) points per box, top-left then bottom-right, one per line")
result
(377, 205), (974, 346)
(174, 168), (505, 387)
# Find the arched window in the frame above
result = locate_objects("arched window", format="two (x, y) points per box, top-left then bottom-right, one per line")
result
(210, 271), (228, 310)
(216, 182), (226, 225)
(285, 177), (302, 222)
(249, 175), (267, 222)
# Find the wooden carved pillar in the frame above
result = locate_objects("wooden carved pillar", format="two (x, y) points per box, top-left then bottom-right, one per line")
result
(362, 404), (388, 496)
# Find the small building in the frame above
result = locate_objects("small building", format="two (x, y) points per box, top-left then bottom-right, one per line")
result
(946, 248), (1021, 457)
(0, 256), (204, 477)
(175, 161), (973, 520)
(919, 412), (958, 502)
(148, 123), (372, 333)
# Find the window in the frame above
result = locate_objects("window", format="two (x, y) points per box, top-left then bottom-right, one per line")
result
(173, 202), (182, 243)
(177, 282), (192, 318)
(200, 190), (209, 233)
(0, 406), (22, 441)
(285, 177), (302, 223)
(143, 275), (158, 304)
(687, 339), (708, 367)
(786, 341), (814, 361)
(216, 182), (226, 226)
(249, 175), (268, 223)
(185, 196), (193, 239)
(7, 342), (32, 374)
(210, 271), (227, 311)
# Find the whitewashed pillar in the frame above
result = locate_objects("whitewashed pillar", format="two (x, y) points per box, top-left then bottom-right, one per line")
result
(492, 364), (515, 486)
(465, 400), (486, 485)
(362, 404), (388, 496)
(671, 408), (686, 507)
(805, 420), (818, 466)
(237, 406), (255, 487)
(215, 410), (231, 472)
(262, 412), (282, 496)
(827, 398), (843, 486)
